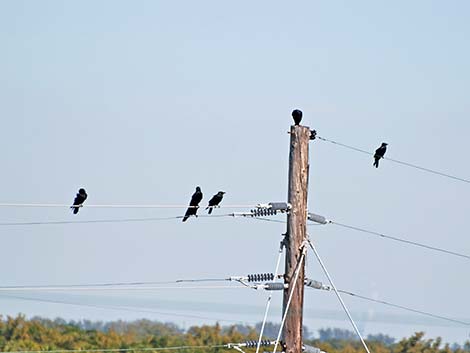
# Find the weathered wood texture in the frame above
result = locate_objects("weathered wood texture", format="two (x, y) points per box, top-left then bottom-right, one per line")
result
(283, 125), (310, 353)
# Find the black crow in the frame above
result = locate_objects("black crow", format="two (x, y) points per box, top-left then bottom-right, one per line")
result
(71, 188), (87, 214)
(373, 143), (388, 168)
(292, 109), (303, 125)
(206, 191), (225, 214)
(182, 186), (203, 222)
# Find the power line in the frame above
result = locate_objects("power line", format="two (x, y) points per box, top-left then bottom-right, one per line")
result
(0, 285), (250, 292)
(0, 203), (255, 209)
(0, 213), (294, 227)
(0, 278), (229, 290)
(331, 221), (470, 261)
(175, 278), (229, 283)
(307, 239), (371, 353)
(305, 279), (470, 327)
(0, 281), (175, 289)
(0, 216), (182, 226)
(251, 218), (287, 224)
(0, 294), (258, 326)
(336, 290), (470, 327)
(4, 210), (466, 264)
(0, 214), (233, 226)
(317, 136), (470, 184)
(0, 273), (282, 292)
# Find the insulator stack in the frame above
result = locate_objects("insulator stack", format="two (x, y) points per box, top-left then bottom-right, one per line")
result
(251, 208), (278, 217)
(244, 340), (272, 348)
(247, 273), (274, 282)
(251, 202), (291, 217)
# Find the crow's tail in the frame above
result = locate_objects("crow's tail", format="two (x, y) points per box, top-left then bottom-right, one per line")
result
(208, 207), (213, 215)
(182, 208), (191, 222)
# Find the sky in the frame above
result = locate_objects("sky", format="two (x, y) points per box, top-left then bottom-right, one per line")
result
(1, 0), (470, 346)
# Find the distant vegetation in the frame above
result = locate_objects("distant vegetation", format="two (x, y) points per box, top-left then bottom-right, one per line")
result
(0, 315), (468, 353)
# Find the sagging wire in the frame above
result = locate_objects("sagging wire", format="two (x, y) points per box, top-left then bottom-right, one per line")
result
(315, 136), (470, 185)
(305, 280), (470, 327)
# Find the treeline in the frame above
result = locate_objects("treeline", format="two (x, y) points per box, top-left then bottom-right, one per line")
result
(0, 315), (468, 353)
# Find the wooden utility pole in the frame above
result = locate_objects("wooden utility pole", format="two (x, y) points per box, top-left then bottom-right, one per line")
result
(283, 125), (310, 353)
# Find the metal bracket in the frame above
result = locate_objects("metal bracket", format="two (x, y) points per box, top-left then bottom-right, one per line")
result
(300, 239), (309, 252)
(232, 346), (245, 353)
(280, 233), (288, 250)
(309, 130), (317, 140)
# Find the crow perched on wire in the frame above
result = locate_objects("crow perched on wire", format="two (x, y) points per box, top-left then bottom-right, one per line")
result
(206, 191), (225, 214)
(292, 109), (303, 125)
(71, 188), (87, 214)
(373, 143), (388, 168)
(182, 186), (203, 222)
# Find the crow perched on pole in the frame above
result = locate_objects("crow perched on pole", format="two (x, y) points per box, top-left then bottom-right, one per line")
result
(373, 143), (388, 168)
(206, 191), (225, 214)
(182, 186), (203, 222)
(292, 109), (303, 126)
(71, 188), (87, 214)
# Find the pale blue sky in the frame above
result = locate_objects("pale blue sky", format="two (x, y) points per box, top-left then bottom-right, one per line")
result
(1, 0), (470, 344)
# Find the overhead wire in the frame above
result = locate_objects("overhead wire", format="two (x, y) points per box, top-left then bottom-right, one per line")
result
(336, 290), (470, 327)
(307, 239), (371, 353)
(2, 210), (466, 263)
(0, 203), (256, 209)
(9, 277), (467, 327)
(331, 221), (470, 261)
(317, 136), (470, 184)
(0, 285), (251, 292)
(306, 280), (470, 327)
(251, 218), (287, 224)
(0, 278), (229, 290)
(0, 214), (234, 227)
(175, 278), (229, 283)
(0, 213), (324, 228)
(0, 214), (294, 227)
(0, 216), (183, 226)
(0, 281), (176, 289)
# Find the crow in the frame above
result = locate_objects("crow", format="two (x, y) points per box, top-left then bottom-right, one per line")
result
(206, 191), (225, 214)
(292, 109), (303, 125)
(182, 186), (203, 222)
(71, 188), (87, 214)
(373, 143), (388, 168)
